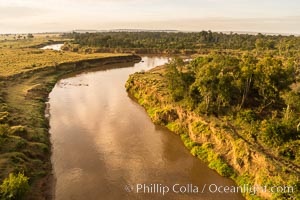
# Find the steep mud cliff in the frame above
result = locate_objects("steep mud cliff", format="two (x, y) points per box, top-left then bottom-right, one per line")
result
(126, 67), (299, 200)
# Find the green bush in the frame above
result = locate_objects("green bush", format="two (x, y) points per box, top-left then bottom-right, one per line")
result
(236, 172), (253, 186)
(208, 157), (235, 177)
(193, 143), (215, 160)
(0, 172), (29, 200)
(237, 109), (256, 123)
(190, 146), (209, 161)
(260, 120), (296, 146)
(166, 122), (186, 134)
(180, 134), (197, 150)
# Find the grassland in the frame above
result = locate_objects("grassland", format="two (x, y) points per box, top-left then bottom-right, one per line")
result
(0, 33), (67, 49)
(0, 48), (125, 77)
(0, 36), (140, 199)
(0, 33), (128, 77)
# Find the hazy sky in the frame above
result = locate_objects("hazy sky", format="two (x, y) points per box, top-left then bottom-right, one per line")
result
(0, 0), (299, 34)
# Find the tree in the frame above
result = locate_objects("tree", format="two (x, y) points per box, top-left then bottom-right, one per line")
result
(254, 56), (293, 113)
(238, 53), (257, 109)
(165, 58), (185, 101)
(27, 33), (34, 39)
(0, 172), (29, 200)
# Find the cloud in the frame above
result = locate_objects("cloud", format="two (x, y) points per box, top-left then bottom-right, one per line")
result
(94, 16), (300, 34)
(148, 16), (300, 34)
(0, 6), (48, 19)
(0, 0), (299, 34)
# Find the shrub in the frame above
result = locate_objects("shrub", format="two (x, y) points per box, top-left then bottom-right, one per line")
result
(0, 172), (29, 200)
(278, 142), (299, 160)
(237, 109), (257, 123)
(260, 120), (296, 146)
(208, 157), (234, 177)
(236, 172), (253, 186)
(190, 146), (209, 161)
(166, 122), (186, 134)
(180, 134), (197, 150)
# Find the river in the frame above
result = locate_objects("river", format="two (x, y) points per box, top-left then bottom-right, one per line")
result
(48, 56), (244, 200)
(41, 44), (64, 51)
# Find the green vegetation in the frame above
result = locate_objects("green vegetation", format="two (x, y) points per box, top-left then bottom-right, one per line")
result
(0, 48), (124, 77)
(180, 134), (235, 177)
(126, 34), (300, 199)
(0, 33), (66, 49)
(0, 35), (139, 199)
(63, 31), (300, 54)
(180, 134), (197, 150)
(164, 54), (299, 153)
(0, 172), (29, 200)
(1, 30), (300, 199)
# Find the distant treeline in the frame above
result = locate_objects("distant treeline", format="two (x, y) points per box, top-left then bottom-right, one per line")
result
(63, 31), (300, 52)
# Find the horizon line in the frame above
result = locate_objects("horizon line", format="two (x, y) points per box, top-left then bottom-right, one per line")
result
(1, 29), (300, 36)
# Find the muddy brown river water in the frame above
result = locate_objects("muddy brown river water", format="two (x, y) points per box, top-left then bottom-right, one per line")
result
(49, 57), (244, 200)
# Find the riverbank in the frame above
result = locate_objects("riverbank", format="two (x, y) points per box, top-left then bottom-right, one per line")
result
(126, 65), (299, 200)
(0, 52), (141, 199)
(61, 41), (248, 56)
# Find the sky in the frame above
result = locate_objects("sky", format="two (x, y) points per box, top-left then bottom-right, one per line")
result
(0, 0), (299, 34)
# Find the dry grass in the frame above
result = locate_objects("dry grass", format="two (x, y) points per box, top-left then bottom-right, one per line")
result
(0, 33), (66, 48)
(0, 48), (126, 77)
